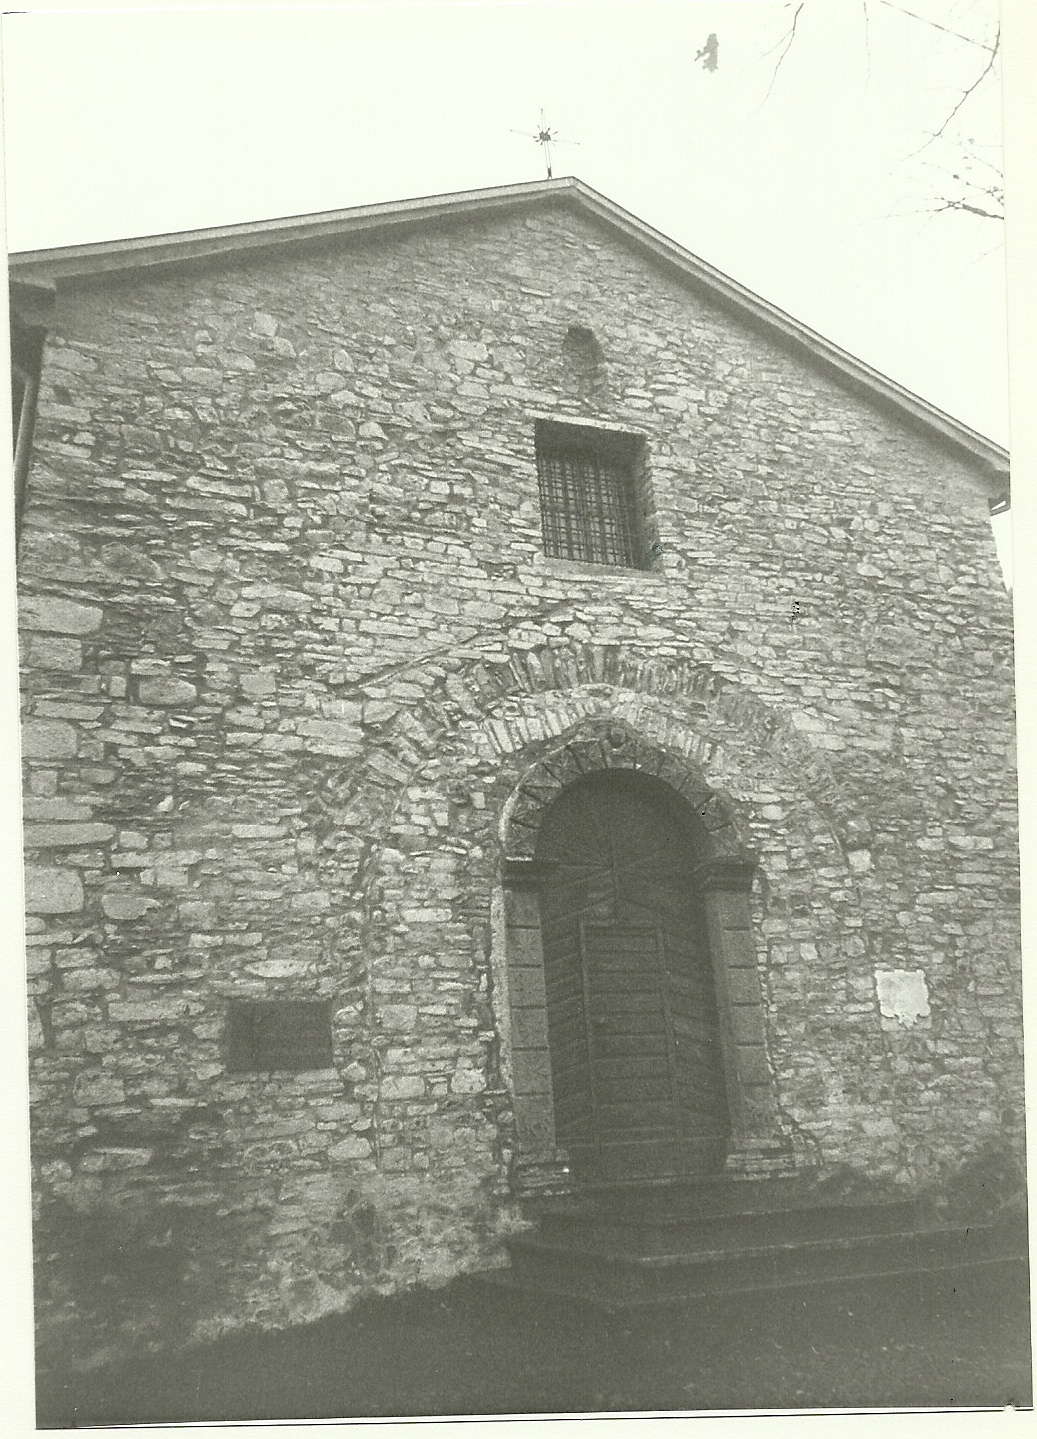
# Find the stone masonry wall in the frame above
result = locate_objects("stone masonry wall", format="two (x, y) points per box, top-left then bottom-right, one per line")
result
(18, 198), (1021, 1368)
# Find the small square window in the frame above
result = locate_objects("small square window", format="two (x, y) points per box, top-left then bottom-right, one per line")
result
(227, 1000), (333, 1072)
(534, 421), (649, 568)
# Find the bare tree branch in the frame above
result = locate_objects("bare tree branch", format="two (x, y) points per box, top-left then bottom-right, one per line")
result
(877, 1), (998, 51)
(759, 2), (805, 60)
(916, 148), (1004, 223)
(751, 2), (1004, 226)
(932, 195), (1005, 221)
(906, 25), (1000, 161)
(964, 150), (1006, 179)
(760, 2), (805, 102)
(930, 25), (1000, 143)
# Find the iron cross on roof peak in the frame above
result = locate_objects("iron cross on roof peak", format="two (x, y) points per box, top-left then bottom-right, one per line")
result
(511, 109), (579, 179)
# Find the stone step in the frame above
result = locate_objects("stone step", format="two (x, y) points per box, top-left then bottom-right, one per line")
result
(504, 1220), (1028, 1306)
(530, 1175), (887, 1222)
(537, 1199), (922, 1251)
(474, 1249), (1027, 1313)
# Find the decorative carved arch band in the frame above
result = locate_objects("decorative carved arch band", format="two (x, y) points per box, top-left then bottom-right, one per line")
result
(503, 719), (749, 861)
(498, 723), (790, 1194)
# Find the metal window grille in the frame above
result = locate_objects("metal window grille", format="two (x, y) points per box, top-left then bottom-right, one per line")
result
(536, 434), (643, 567)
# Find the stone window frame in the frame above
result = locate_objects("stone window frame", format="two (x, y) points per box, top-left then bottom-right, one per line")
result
(497, 726), (786, 1194)
(533, 418), (657, 572)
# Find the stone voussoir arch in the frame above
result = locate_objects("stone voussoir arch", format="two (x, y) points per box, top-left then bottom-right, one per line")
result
(500, 714), (752, 863)
(463, 640), (853, 837)
(300, 638), (855, 876)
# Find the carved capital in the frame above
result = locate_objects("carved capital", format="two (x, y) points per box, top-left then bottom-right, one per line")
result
(502, 856), (557, 887)
(693, 855), (758, 892)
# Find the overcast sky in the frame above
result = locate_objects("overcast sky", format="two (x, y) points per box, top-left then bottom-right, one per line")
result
(0, 0), (1011, 446)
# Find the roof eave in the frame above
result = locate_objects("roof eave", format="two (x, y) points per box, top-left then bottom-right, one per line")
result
(6, 177), (576, 280)
(6, 175), (1009, 495)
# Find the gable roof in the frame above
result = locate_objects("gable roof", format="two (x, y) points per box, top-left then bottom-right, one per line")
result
(7, 175), (1009, 495)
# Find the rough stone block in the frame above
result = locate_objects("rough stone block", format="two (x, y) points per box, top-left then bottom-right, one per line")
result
(244, 958), (310, 979)
(23, 822), (116, 848)
(20, 596), (102, 635)
(381, 1004), (418, 1031)
(291, 891), (331, 914)
(449, 1065), (484, 1095)
(72, 1072), (126, 1106)
(241, 671), (278, 697)
(102, 888), (157, 921)
(24, 635), (83, 671)
(22, 720), (78, 759)
(26, 1005), (45, 1052)
(24, 866), (84, 914)
(328, 1136), (372, 1162)
(78, 1147), (153, 1172)
(109, 999), (190, 1023)
(381, 1075), (424, 1100)
(22, 799), (94, 822)
(296, 719), (362, 753)
(137, 677), (198, 706)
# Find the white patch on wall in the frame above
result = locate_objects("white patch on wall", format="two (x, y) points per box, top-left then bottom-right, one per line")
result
(875, 968), (931, 1026)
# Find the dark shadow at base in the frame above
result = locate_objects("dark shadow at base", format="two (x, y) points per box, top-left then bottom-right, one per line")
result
(37, 1262), (1032, 1427)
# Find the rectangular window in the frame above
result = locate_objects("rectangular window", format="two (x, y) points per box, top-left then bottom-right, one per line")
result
(227, 999), (333, 1072)
(535, 421), (648, 569)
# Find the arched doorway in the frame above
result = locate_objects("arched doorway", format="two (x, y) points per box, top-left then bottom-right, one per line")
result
(535, 770), (731, 1183)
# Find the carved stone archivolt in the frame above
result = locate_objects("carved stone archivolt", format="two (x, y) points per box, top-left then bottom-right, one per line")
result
(503, 719), (751, 865)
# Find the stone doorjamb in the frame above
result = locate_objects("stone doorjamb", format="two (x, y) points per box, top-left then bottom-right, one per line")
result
(692, 857), (786, 1177)
(500, 855), (572, 1195)
(498, 730), (790, 1195)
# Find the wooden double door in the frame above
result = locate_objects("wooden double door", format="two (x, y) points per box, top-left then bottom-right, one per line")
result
(536, 772), (730, 1183)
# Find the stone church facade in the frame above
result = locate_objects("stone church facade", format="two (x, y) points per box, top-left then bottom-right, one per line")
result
(10, 178), (1021, 1367)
